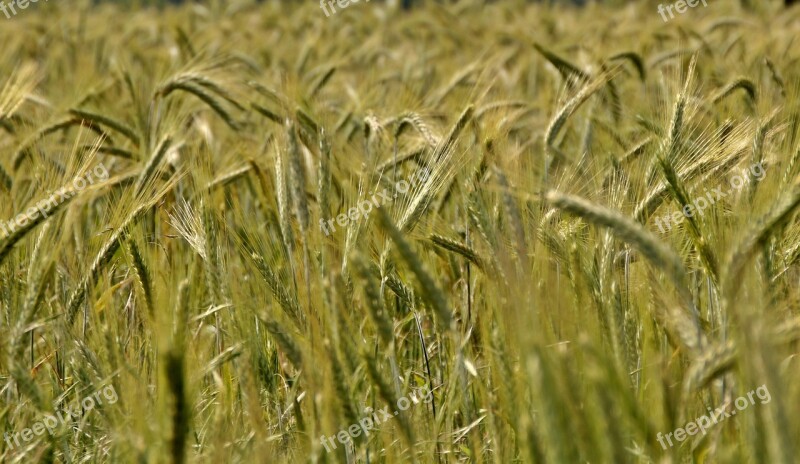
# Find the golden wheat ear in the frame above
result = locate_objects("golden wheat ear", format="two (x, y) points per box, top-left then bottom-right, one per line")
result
(0, 63), (38, 123)
(544, 190), (710, 344)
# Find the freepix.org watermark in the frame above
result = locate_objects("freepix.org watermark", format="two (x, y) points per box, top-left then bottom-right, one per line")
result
(319, 0), (369, 18)
(0, 162), (109, 239)
(319, 167), (429, 236)
(4, 383), (118, 450)
(320, 385), (433, 453)
(657, 384), (771, 449)
(658, 0), (708, 22)
(655, 162), (765, 234)
(1, 0), (50, 20)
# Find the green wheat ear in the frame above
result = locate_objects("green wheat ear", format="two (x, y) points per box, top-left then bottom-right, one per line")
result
(710, 77), (757, 105)
(165, 349), (189, 464)
(608, 51), (646, 81)
(67, 175), (179, 325)
(429, 233), (483, 270)
(68, 108), (141, 147)
(0, 184), (79, 265)
(544, 191), (696, 313)
(155, 74), (242, 131)
(249, 252), (304, 331)
(134, 136), (172, 196)
(394, 112), (441, 148)
(682, 340), (737, 396)
(376, 208), (453, 332)
(12, 117), (100, 170)
(125, 237), (154, 316)
(395, 105), (473, 235)
(325, 338), (360, 433)
(352, 252), (395, 348)
(362, 348), (415, 447)
(286, 121), (309, 233)
(307, 66), (337, 98)
(543, 72), (613, 178)
(724, 179), (800, 303)
(261, 317), (303, 369)
(533, 42), (590, 89)
(274, 139), (294, 256)
(252, 102), (284, 125)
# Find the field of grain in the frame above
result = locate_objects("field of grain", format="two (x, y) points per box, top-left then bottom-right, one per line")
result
(1, 1), (799, 463)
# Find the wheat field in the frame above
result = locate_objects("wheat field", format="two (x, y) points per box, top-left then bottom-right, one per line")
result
(1, 0), (799, 463)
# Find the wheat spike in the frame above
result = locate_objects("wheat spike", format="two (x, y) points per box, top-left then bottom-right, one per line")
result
(429, 233), (483, 269)
(352, 253), (395, 347)
(377, 208), (453, 332)
(67, 175), (180, 325)
(544, 190), (704, 333)
(683, 340), (737, 396)
(125, 237), (154, 316)
(710, 77), (757, 105)
(724, 178), (800, 302)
